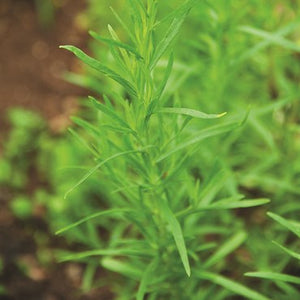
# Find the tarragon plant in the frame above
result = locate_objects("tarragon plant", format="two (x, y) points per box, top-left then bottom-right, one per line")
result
(58, 1), (271, 299)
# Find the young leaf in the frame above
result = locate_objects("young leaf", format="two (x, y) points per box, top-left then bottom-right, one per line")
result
(89, 96), (132, 130)
(146, 53), (174, 119)
(60, 247), (152, 262)
(149, 1), (193, 70)
(252, 96), (294, 117)
(203, 231), (247, 268)
(207, 198), (270, 210)
(179, 198), (270, 218)
(233, 20), (300, 64)
(267, 212), (300, 238)
(198, 271), (270, 300)
(154, 53), (174, 101)
(101, 257), (142, 280)
(71, 117), (102, 137)
(89, 30), (142, 59)
(110, 6), (136, 43)
(156, 118), (242, 162)
(68, 128), (99, 157)
(60, 45), (137, 96)
(239, 26), (300, 52)
(64, 149), (144, 198)
(56, 208), (131, 235)
(158, 197), (191, 277)
(245, 272), (300, 285)
(272, 240), (300, 260)
(155, 0), (199, 28)
(157, 107), (226, 119)
(137, 257), (159, 300)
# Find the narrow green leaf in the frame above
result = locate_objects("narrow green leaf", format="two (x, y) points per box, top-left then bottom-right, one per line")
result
(110, 6), (136, 43)
(60, 247), (152, 262)
(195, 243), (217, 253)
(103, 92), (114, 109)
(208, 198), (270, 210)
(89, 96), (132, 130)
(156, 119), (241, 162)
(198, 167), (227, 206)
(252, 97), (294, 117)
(154, 53), (174, 101)
(89, 30), (142, 59)
(267, 212), (300, 238)
(198, 271), (270, 300)
(272, 241), (300, 261)
(240, 26), (300, 52)
(101, 124), (134, 134)
(149, 2), (193, 70)
(233, 20), (300, 64)
(241, 175), (300, 195)
(64, 149), (143, 198)
(82, 264), (96, 292)
(157, 107), (226, 119)
(156, 0), (199, 28)
(137, 257), (159, 300)
(249, 116), (275, 150)
(179, 198), (270, 218)
(101, 257), (142, 280)
(158, 198), (190, 276)
(56, 208), (130, 235)
(146, 53), (174, 119)
(204, 231), (247, 268)
(245, 272), (300, 285)
(127, 0), (143, 24)
(68, 128), (99, 156)
(71, 116), (102, 137)
(64, 72), (102, 93)
(60, 45), (136, 96)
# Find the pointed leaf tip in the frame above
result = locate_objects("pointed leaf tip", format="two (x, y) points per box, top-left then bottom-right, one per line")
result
(59, 45), (72, 50)
(218, 112), (227, 117)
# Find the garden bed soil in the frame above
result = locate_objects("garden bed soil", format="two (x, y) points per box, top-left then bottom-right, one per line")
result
(0, 0), (114, 299)
(0, 0), (88, 143)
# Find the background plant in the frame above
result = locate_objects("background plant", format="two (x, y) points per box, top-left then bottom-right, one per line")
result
(245, 212), (300, 300)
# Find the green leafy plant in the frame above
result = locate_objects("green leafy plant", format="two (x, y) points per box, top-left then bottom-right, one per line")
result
(0, 109), (45, 189)
(0, 108), (103, 251)
(58, 1), (273, 299)
(245, 212), (300, 299)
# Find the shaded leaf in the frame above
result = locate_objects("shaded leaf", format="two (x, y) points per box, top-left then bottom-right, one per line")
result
(60, 45), (136, 96)
(272, 240), (300, 261)
(198, 271), (270, 300)
(56, 208), (131, 235)
(60, 247), (152, 262)
(137, 257), (159, 300)
(101, 257), (142, 280)
(64, 149), (144, 198)
(245, 272), (300, 285)
(204, 231), (247, 268)
(240, 26), (300, 52)
(268, 212), (300, 238)
(158, 198), (190, 276)
(157, 107), (226, 119)
(89, 30), (142, 59)
(156, 118), (242, 162)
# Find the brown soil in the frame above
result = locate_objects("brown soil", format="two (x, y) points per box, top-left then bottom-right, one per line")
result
(0, 0), (114, 299)
(0, 0), (88, 140)
(0, 188), (114, 300)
